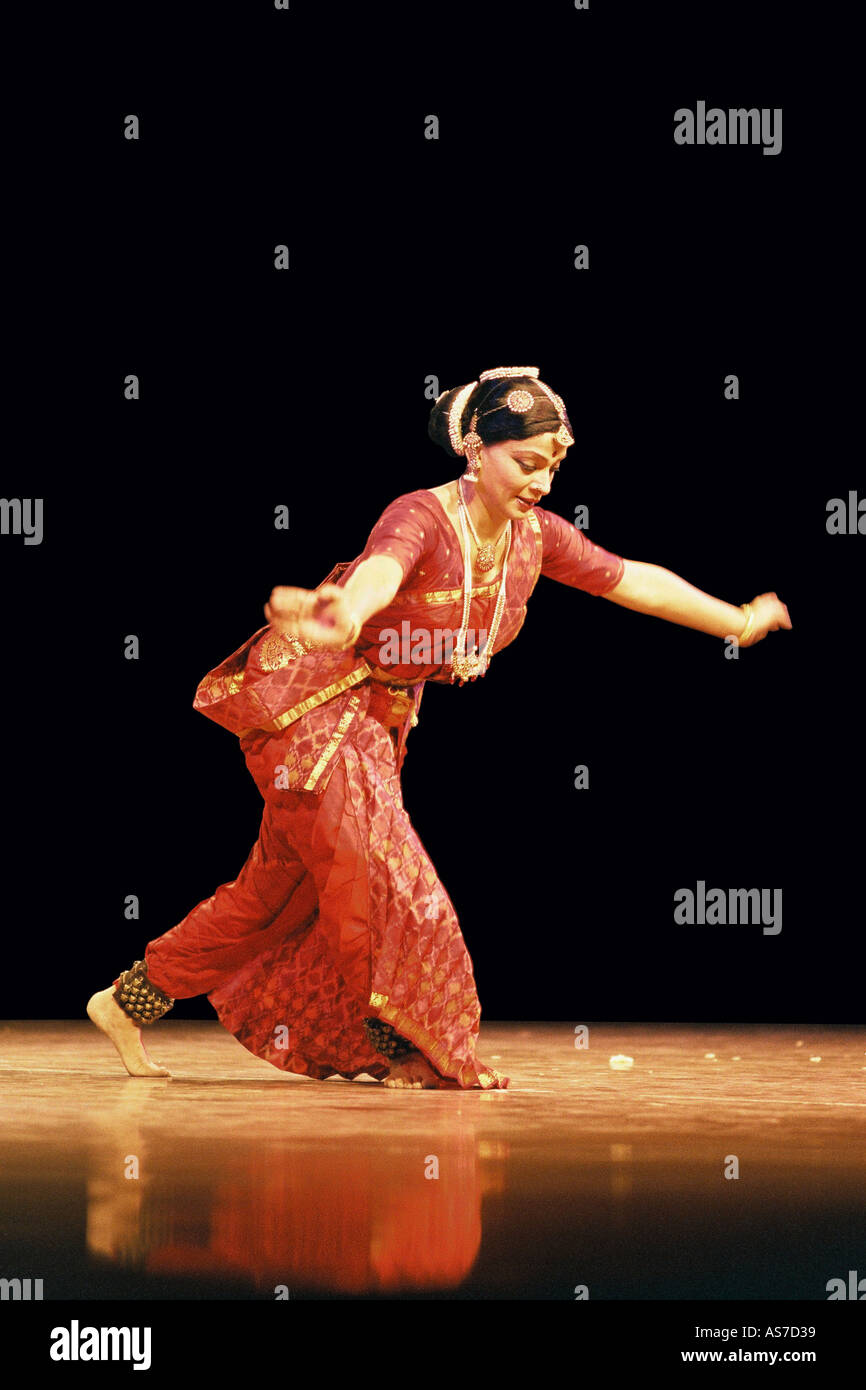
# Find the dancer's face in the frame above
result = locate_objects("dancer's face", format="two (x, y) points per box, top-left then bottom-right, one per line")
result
(474, 432), (568, 521)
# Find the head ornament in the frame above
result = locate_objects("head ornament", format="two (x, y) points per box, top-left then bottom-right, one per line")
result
(446, 366), (574, 456)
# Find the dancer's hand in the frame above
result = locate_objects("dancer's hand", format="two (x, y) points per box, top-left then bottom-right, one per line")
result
(265, 584), (360, 650)
(740, 592), (792, 646)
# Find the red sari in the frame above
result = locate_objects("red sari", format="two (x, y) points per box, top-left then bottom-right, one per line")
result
(143, 491), (624, 1088)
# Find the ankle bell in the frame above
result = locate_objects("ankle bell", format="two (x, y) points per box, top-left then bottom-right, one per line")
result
(113, 960), (174, 1026)
(362, 1017), (415, 1059)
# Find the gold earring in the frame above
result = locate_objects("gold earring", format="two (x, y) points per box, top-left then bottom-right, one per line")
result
(462, 431), (482, 481)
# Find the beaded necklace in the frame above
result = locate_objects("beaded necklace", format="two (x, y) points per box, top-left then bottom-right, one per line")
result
(450, 494), (512, 683)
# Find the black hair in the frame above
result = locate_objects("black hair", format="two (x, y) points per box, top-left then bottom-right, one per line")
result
(428, 375), (572, 457)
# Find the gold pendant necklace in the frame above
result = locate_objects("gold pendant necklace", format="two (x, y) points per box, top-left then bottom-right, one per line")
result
(457, 479), (503, 572)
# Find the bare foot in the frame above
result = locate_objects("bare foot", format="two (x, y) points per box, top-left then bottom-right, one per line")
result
(383, 1050), (459, 1090)
(86, 987), (172, 1078)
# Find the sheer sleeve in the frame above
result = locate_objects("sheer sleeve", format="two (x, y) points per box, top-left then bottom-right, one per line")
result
(536, 507), (625, 596)
(356, 492), (436, 584)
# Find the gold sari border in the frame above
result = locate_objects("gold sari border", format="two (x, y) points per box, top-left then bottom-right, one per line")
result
(525, 507), (543, 590)
(398, 580), (501, 605)
(304, 691), (363, 790)
(366, 993), (503, 1089)
(244, 661), (373, 737)
(198, 668), (247, 700)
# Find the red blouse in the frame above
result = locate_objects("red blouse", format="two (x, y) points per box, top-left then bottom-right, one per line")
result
(337, 488), (625, 683)
(354, 489), (622, 592)
(193, 488), (625, 792)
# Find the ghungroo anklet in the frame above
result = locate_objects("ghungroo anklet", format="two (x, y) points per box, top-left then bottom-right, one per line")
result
(113, 960), (174, 1026)
(363, 1017), (416, 1059)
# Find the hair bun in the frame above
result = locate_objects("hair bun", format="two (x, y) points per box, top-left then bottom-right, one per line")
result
(428, 384), (477, 458)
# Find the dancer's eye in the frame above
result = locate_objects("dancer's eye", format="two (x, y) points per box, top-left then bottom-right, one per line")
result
(515, 459), (561, 476)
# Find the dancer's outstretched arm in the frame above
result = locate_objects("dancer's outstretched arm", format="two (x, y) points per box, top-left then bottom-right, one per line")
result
(603, 560), (792, 646)
(265, 555), (404, 650)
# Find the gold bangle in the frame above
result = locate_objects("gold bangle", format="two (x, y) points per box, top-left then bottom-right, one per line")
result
(738, 602), (755, 645)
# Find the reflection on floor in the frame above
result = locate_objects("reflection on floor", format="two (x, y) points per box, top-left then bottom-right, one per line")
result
(1, 1021), (864, 1299)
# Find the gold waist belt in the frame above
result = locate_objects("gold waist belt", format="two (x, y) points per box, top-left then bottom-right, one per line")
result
(366, 664), (417, 688)
(366, 667), (420, 729)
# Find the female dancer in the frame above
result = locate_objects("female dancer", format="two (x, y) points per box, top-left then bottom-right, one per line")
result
(87, 367), (791, 1089)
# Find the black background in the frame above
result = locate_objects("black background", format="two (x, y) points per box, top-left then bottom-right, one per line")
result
(2, 1), (860, 1023)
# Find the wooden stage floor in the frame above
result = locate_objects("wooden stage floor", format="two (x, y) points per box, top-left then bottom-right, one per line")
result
(1, 1021), (864, 1299)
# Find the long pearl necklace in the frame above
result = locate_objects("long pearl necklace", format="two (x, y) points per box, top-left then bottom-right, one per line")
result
(450, 491), (512, 684)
